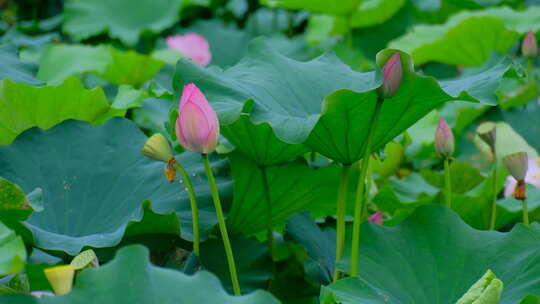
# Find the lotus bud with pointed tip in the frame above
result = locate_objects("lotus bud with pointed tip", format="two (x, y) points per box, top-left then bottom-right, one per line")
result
(378, 52), (402, 99)
(456, 269), (503, 304)
(476, 122), (496, 154)
(369, 211), (383, 225)
(522, 31), (538, 58)
(435, 118), (454, 158)
(44, 265), (75, 295)
(142, 133), (174, 163)
(176, 83), (220, 154)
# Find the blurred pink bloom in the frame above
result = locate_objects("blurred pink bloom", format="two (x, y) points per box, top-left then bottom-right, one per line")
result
(378, 52), (402, 98)
(166, 33), (211, 66)
(504, 157), (540, 197)
(435, 118), (454, 158)
(31, 291), (55, 298)
(176, 83), (219, 153)
(369, 211), (383, 225)
(522, 30), (538, 58)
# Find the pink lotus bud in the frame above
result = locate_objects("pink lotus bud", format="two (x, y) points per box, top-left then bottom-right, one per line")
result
(503, 152), (529, 182)
(166, 33), (212, 66)
(378, 52), (402, 99)
(176, 83), (219, 154)
(369, 211), (383, 225)
(522, 31), (538, 58)
(435, 118), (454, 158)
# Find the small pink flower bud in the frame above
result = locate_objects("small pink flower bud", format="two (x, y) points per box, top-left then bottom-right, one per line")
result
(522, 31), (538, 58)
(369, 211), (383, 225)
(176, 83), (219, 154)
(378, 52), (402, 99)
(503, 152), (529, 182)
(166, 33), (212, 66)
(435, 118), (454, 158)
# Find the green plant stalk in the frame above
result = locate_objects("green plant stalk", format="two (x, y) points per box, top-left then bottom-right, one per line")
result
(361, 159), (373, 219)
(444, 157), (452, 208)
(174, 163), (200, 256)
(350, 99), (383, 277)
(488, 164), (498, 230)
(527, 58), (533, 84)
(259, 166), (275, 259)
(333, 163), (352, 282)
(522, 198), (529, 226)
(202, 154), (241, 295)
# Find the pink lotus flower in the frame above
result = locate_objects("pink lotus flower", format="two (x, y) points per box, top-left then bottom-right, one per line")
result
(369, 211), (383, 225)
(378, 52), (402, 99)
(435, 118), (454, 158)
(522, 31), (538, 58)
(504, 157), (540, 197)
(176, 83), (219, 153)
(166, 33), (211, 66)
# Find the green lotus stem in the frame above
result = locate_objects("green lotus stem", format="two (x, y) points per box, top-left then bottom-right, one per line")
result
(174, 163), (200, 256)
(489, 165), (498, 230)
(202, 154), (241, 295)
(361, 159), (373, 219)
(527, 58), (533, 84)
(351, 99), (383, 277)
(333, 163), (351, 282)
(444, 157), (452, 208)
(522, 198), (529, 226)
(259, 166), (275, 259)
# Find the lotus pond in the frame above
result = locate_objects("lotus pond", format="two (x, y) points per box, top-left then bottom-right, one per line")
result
(0, 0), (540, 303)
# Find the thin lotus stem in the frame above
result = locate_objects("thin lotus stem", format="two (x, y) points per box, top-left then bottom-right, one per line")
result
(522, 198), (529, 226)
(489, 164), (498, 230)
(259, 166), (275, 259)
(351, 98), (383, 277)
(202, 154), (241, 295)
(361, 158), (373, 219)
(333, 163), (352, 282)
(444, 157), (452, 208)
(527, 58), (533, 84)
(174, 162), (200, 256)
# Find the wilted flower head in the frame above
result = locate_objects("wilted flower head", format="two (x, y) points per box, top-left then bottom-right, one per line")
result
(166, 33), (211, 66)
(522, 31), (538, 58)
(378, 52), (402, 99)
(176, 83), (219, 154)
(44, 265), (75, 295)
(142, 133), (174, 163)
(369, 211), (383, 225)
(504, 156), (540, 197)
(435, 118), (454, 158)
(476, 122), (496, 154)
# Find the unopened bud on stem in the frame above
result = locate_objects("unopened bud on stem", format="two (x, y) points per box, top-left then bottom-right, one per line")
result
(377, 52), (402, 99)
(435, 118), (454, 158)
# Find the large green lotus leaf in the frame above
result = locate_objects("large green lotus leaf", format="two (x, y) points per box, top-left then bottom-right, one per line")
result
(501, 104), (540, 153)
(0, 44), (41, 86)
(37, 44), (164, 86)
(174, 40), (512, 163)
(0, 221), (26, 276)
(260, 0), (361, 16)
(0, 245), (279, 304)
(0, 77), (123, 145)
(388, 6), (540, 66)
(0, 118), (231, 254)
(322, 205), (540, 303)
(63, 0), (183, 46)
(226, 153), (347, 236)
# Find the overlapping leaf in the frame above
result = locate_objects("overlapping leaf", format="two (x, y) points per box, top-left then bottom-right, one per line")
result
(0, 118), (231, 254)
(389, 6), (540, 66)
(0, 44), (41, 86)
(175, 40), (513, 163)
(0, 245), (279, 304)
(0, 222), (26, 276)
(322, 205), (540, 303)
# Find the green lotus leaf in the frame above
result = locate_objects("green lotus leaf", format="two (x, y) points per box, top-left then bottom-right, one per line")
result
(0, 118), (231, 254)
(226, 153), (350, 236)
(0, 44), (41, 86)
(0, 221), (26, 276)
(260, 0), (361, 16)
(0, 245), (280, 304)
(389, 6), (540, 66)
(175, 40), (513, 163)
(37, 44), (164, 86)
(321, 205), (540, 303)
(63, 0), (183, 46)
(0, 77), (124, 145)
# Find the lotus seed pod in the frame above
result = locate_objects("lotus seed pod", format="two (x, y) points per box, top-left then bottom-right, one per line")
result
(476, 122), (496, 154)
(503, 152), (529, 181)
(142, 133), (174, 163)
(44, 265), (75, 295)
